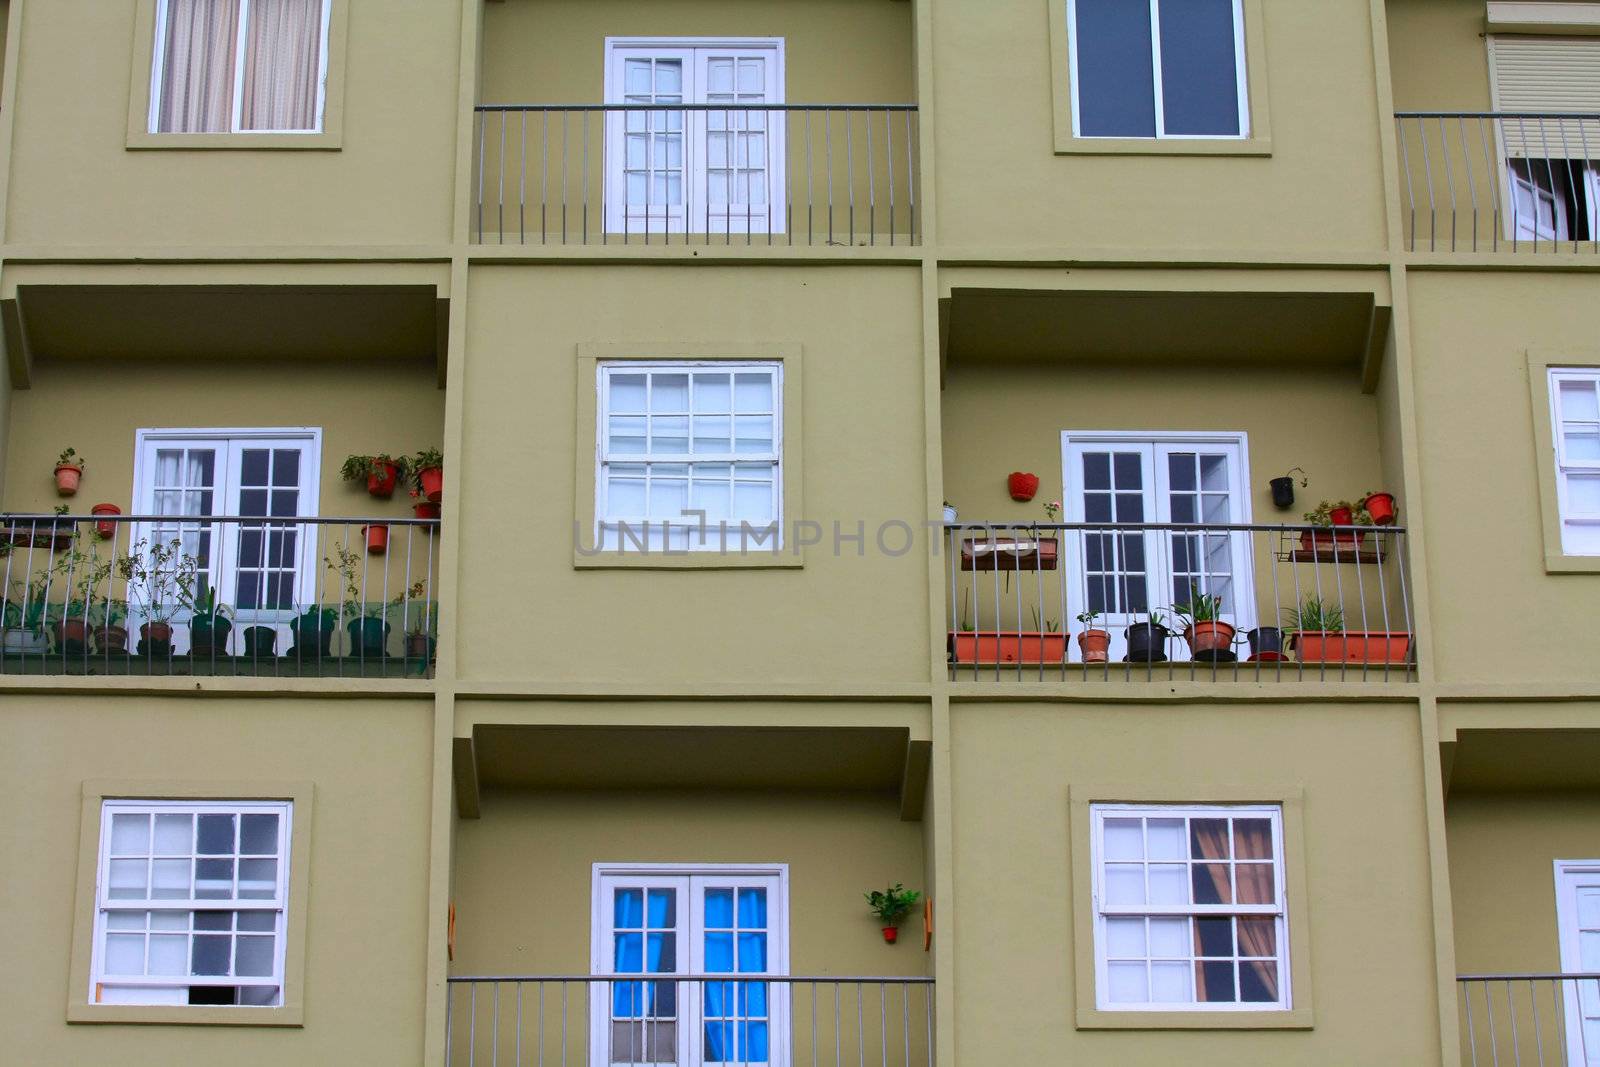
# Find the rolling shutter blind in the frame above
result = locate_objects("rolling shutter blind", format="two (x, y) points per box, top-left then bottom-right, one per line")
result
(1490, 35), (1600, 155)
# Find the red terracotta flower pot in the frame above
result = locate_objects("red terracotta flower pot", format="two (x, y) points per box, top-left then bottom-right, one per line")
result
(417, 465), (444, 504)
(949, 631), (1068, 664)
(882, 927), (898, 944)
(1183, 620), (1237, 657)
(1364, 492), (1397, 526)
(55, 464), (83, 496)
(1290, 630), (1412, 665)
(1077, 629), (1111, 664)
(364, 524), (389, 555)
(1329, 505), (1354, 527)
(1007, 471), (1040, 502)
(412, 501), (441, 520)
(91, 503), (121, 540)
(366, 460), (399, 499)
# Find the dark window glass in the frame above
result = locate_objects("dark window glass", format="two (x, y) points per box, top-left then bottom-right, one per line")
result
(1074, 0), (1157, 136)
(1158, 0), (1241, 135)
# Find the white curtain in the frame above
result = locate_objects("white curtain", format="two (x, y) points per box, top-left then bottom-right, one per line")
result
(239, 0), (325, 132)
(154, 0), (241, 133)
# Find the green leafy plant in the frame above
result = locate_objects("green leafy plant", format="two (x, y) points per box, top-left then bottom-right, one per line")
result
(1, 577), (53, 635)
(339, 453), (408, 483)
(1285, 596), (1344, 633)
(957, 590), (974, 633)
(56, 447), (83, 470)
(1029, 607), (1061, 634)
(1303, 499), (1371, 527)
(1282, 467), (1308, 487)
(864, 883), (922, 927)
(1043, 500), (1062, 522)
(1170, 585), (1226, 627)
(186, 574), (232, 623)
(117, 537), (200, 625)
(1075, 609), (1102, 628)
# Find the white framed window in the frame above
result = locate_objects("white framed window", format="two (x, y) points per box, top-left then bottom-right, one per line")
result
(1091, 803), (1289, 1011)
(1066, 0), (1249, 139)
(91, 799), (292, 1007)
(1549, 370), (1600, 555)
(149, 0), (333, 134)
(1489, 35), (1600, 243)
(131, 428), (322, 641)
(597, 362), (782, 552)
(592, 863), (790, 1067)
(1554, 859), (1600, 1064)
(1059, 430), (1256, 661)
(603, 38), (787, 235)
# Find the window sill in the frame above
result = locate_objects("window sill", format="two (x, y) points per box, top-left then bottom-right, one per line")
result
(1053, 136), (1272, 157)
(1543, 552), (1600, 574)
(125, 131), (342, 151)
(67, 1002), (303, 1027)
(1076, 1005), (1313, 1030)
(573, 550), (804, 570)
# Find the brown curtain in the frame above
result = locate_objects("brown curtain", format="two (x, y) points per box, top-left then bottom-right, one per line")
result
(239, 0), (324, 131)
(1192, 819), (1279, 1002)
(155, 0), (241, 133)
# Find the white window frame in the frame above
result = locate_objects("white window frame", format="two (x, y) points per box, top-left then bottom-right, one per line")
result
(591, 862), (791, 1067)
(1066, 0), (1250, 140)
(1059, 429), (1257, 661)
(90, 799), (293, 1008)
(1090, 803), (1290, 1013)
(148, 0), (334, 135)
(595, 361), (783, 553)
(1549, 369), (1600, 555)
(1554, 859), (1600, 1064)
(603, 37), (788, 235)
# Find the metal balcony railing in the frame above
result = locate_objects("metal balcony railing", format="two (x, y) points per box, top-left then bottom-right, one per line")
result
(1395, 112), (1600, 253)
(473, 104), (920, 246)
(445, 975), (934, 1067)
(1459, 974), (1600, 1066)
(0, 513), (440, 678)
(944, 522), (1415, 683)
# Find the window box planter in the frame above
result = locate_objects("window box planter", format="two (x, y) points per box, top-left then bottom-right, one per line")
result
(2, 518), (76, 551)
(2, 629), (48, 655)
(1289, 631), (1411, 665)
(960, 536), (1060, 571)
(54, 618), (91, 653)
(948, 630), (1067, 664)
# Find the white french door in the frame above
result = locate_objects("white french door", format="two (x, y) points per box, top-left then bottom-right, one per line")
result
(131, 429), (321, 651)
(1060, 432), (1256, 662)
(1556, 861), (1600, 1065)
(593, 865), (789, 1067)
(604, 39), (786, 236)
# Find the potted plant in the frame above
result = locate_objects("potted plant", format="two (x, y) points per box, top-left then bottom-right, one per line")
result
(89, 598), (129, 655)
(48, 529), (114, 653)
(340, 454), (408, 499)
(1171, 586), (1237, 661)
(363, 523), (389, 555)
(403, 598), (437, 664)
(1, 579), (52, 655)
(54, 447), (84, 496)
(1076, 609), (1111, 663)
(91, 503), (122, 540)
(1285, 596), (1410, 665)
(241, 625), (278, 658)
(1301, 500), (1371, 551)
(1126, 611), (1170, 663)
(327, 544), (396, 659)
(942, 500), (958, 525)
(1363, 490), (1398, 526)
(1244, 626), (1286, 662)
(117, 536), (198, 657)
(1269, 467), (1307, 510)
(289, 605), (337, 660)
(411, 448), (444, 504)
(185, 575), (233, 657)
(864, 883), (921, 945)
(409, 488), (441, 520)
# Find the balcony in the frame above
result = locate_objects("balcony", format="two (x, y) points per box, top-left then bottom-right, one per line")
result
(0, 513), (440, 679)
(943, 521), (1416, 684)
(472, 103), (920, 247)
(445, 975), (933, 1067)
(1459, 973), (1600, 1066)
(1395, 112), (1600, 253)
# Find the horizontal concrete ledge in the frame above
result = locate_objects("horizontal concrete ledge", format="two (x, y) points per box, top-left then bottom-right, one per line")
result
(456, 702), (932, 739)
(0, 245), (456, 264)
(466, 243), (924, 266)
(948, 681), (1422, 704)
(935, 248), (1393, 270)
(1437, 685), (1600, 703)
(450, 681), (932, 702)
(1404, 251), (1600, 272)
(0, 675), (435, 698)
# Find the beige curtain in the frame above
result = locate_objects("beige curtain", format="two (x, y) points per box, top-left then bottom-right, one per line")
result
(239, 0), (324, 131)
(155, 0), (241, 133)
(1192, 819), (1279, 1002)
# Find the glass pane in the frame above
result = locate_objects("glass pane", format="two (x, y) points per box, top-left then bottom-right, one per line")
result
(1168, 454), (1196, 490)
(1148, 917), (1188, 957)
(737, 888), (767, 928)
(111, 814), (151, 856)
(1105, 917), (1145, 957)
(647, 889), (675, 928)
(652, 415), (689, 453)
(272, 450), (300, 488)
(734, 373), (773, 413)
(1083, 452), (1110, 491)
(1565, 431), (1600, 461)
(195, 910), (231, 931)
(1192, 864), (1232, 905)
(235, 934), (275, 977)
(1147, 863), (1188, 905)
(1240, 961), (1278, 1002)
(1237, 917), (1277, 957)
(1236, 863), (1275, 905)
(238, 911), (275, 932)
(149, 933), (188, 976)
(705, 931), (734, 971)
(240, 814), (279, 855)
(651, 374), (690, 413)
(106, 911), (145, 931)
(238, 858), (277, 899)
(615, 889), (644, 928)
(1561, 380), (1600, 421)
(615, 931), (644, 971)
(1198, 960), (1236, 1002)
(154, 814), (192, 854)
(241, 449), (269, 486)
(696, 373), (732, 412)
(1104, 863), (1145, 905)
(734, 415), (774, 453)
(1233, 819), (1273, 859)
(1106, 961), (1149, 1003)
(1194, 916), (1233, 957)
(1074, 0), (1157, 137)
(693, 416), (732, 453)
(195, 858), (234, 899)
(608, 476), (647, 517)
(737, 932), (767, 972)
(1190, 819), (1230, 859)
(1113, 452), (1142, 489)
(152, 911), (189, 932)
(1103, 818), (1144, 860)
(151, 858), (191, 899)
(1566, 473), (1600, 513)
(646, 932), (675, 973)
(1158, 0), (1242, 136)
(1150, 960), (1192, 1003)
(196, 814), (236, 855)
(192, 934), (231, 976)
(108, 859), (148, 899)
(104, 933), (145, 975)
(611, 373), (648, 411)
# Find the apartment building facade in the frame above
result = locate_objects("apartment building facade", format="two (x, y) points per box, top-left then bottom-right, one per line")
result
(0, 1), (1597, 1064)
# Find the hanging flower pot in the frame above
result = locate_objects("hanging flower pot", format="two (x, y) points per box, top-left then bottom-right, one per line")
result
(418, 466), (444, 504)
(367, 460), (399, 499)
(1328, 505), (1354, 527)
(1077, 628), (1111, 664)
(881, 926), (899, 944)
(91, 503), (121, 540)
(1007, 471), (1040, 502)
(55, 463), (84, 496)
(412, 500), (441, 520)
(364, 524), (389, 555)
(1364, 491), (1397, 526)
(1269, 477), (1296, 510)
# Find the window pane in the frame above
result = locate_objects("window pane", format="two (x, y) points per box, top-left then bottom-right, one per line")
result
(738, 888), (767, 928)
(152, 858), (192, 899)
(154, 813), (193, 854)
(1565, 431), (1600, 461)
(611, 374), (648, 412)
(1150, 960), (1192, 1002)
(615, 889), (644, 928)
(111, 814), (151, 856)
(154, 0), (243, 134)
(734, 373), (773, 413)
(149, 934), (189, 976)
(1147, 863), (1188, 905)
(651, 374), (690, 413)
(235, 934), (276, 977)
(1148, 917), (1188, 957)
(1561, 380), (1600, 421)
(1104, 863), (1145, 905)
(1074, 0), (1157, 136)
(239, 0), (327, 132)
(705, 888), (734, 928)
(108, 859), (149, 900)
(104, 933), (145, 975)
(192, 933), (232, 976)
(197, 814), (236, 855)
(240, 814), (279, 855)
(648, 889), (676, 928)
(1158, 0), (1242, 136)
(1107, 961), (1150, 1003)
(1103, 818), (1144, 860)
(1105, 917), (1145, 957)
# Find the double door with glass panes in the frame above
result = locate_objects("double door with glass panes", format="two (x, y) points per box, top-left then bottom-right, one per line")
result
(131, 431), (320, 653)
(594, 869), (786, 1067)
(1061, 435), (1255, 662)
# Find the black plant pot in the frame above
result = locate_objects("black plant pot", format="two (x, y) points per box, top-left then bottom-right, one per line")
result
(1125, 623), (1169, 663)
(1269, 477), (1296, 510)
(189, 616), (233, 657)
(242, 626), (278, 658)
(346, 618), (391, 659)
(289, 615), (335, 660)
(1246, 626), (1286, 661)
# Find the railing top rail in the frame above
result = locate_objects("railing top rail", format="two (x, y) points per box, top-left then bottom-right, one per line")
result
(1396, 110), (1600, 120)
(944, 520), (1408, 535)
(448, 974), (935, 984)
(1459, 972), (1600, 981)
(476, 103), (920, 113)
(1, 513), (440, 527)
